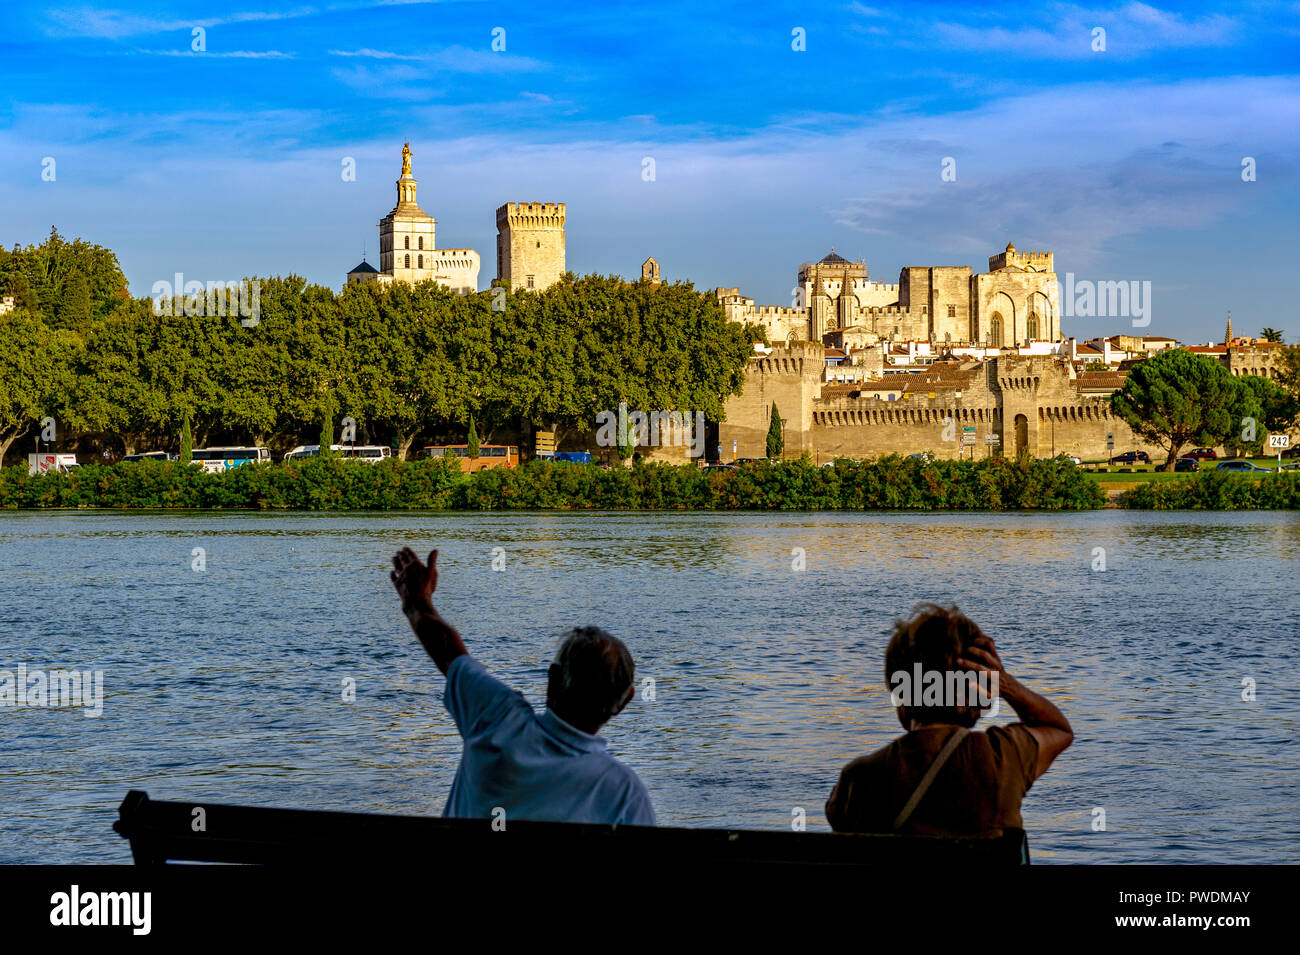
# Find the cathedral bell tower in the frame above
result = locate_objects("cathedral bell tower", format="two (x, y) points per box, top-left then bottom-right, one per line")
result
(379, 142), (437, 283)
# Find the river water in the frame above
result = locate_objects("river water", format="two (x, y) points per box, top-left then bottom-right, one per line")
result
(1, 510), (1296, 863)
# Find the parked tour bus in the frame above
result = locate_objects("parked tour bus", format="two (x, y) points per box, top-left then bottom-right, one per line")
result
(420, 444), (519, 473)
(284, 444), (392, 464)
(191, 447), (272, 473)
(28, 453), (79, 475)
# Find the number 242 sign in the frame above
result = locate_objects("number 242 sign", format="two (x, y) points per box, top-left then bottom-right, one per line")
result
(1268, 434), (1290, 449)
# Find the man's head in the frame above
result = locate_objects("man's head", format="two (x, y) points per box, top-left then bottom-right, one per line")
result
(546, 626), (636, 735)
(884, 603), (989, 730)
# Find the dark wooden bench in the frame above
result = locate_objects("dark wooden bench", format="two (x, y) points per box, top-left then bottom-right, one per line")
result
(114, 790), (1029, 866)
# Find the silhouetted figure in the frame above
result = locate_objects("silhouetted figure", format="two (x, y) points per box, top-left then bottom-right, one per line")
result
(390, 547), (655, 825)
(827, 603), (1072, 836)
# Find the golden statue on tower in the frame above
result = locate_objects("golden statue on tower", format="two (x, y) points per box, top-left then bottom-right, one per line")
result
(401, 141), (412, 176)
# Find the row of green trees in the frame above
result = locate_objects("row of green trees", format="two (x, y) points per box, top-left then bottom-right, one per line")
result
(1110, 347), (1299, 469)
(0, 455), (1105, 510)
(0, 230), (763, 464)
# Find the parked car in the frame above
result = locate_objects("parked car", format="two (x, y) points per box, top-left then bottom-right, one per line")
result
(1174, 457), (1199, 472)
(1216, 460), (1270, 472)
(1108, 450), (1150, 465)
(907, 452), (935, 463)
(1184, 448), (1217, 461)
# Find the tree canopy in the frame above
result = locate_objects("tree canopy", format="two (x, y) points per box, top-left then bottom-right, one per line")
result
(1110, 349), (1255, 470)
(0, 234), (762, 464)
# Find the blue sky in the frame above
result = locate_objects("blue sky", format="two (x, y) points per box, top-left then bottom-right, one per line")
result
(1, 0), (1297, 344)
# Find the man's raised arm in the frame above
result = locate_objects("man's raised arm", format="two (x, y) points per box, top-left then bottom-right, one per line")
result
(391, 547), (468, 674)
(960, 635), (1073, 781)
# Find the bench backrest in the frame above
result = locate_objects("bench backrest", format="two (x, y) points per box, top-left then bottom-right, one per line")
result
(114, 791), (1030, 866)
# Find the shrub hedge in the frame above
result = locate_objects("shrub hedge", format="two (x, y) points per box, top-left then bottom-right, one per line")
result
(0, 456), (1107, 510)
(1118, 469), (1300, 509)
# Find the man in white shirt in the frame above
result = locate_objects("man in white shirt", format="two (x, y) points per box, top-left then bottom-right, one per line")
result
(390, 547), (656, 827)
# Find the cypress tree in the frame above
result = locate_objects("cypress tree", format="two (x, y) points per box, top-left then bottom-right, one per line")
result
(180, 411), (193, 464)
(466, 415), (480, 459)
(766, 401), (784, 459)
(320, 397), (335, 456)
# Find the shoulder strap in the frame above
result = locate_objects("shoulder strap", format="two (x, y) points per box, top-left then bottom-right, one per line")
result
(892, 727), (970, 832)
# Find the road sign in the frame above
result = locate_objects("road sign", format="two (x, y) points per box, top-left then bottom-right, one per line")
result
(985, 433), (1000, 445)
(1106, 432), (1115, 450)
(535, 431), (555, 456)
(1268, 434), (1290, 449)
(962, 435), (976, 445)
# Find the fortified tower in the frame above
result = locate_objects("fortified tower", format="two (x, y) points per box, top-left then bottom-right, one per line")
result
(987, 241), (1054, 274)
(496, 202), (567, 291)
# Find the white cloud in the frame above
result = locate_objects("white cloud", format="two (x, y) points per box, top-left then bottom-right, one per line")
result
(928, 2), (1240, 59)
(134, 49), (295, 59)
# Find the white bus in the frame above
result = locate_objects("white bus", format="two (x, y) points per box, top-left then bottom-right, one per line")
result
(284, 445), (392, 464)
(191, 447), (271, 473)
(340, 445), (391, 463)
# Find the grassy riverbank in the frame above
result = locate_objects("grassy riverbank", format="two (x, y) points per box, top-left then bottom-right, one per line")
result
(1, 456), (1105, 511)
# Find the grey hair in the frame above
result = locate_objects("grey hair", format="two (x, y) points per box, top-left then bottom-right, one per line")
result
(553, 626), (635, 724)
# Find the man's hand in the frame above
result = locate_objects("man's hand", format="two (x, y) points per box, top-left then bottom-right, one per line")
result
(958, 634), (1005, 680)
(959, 632), (1074, 782)
(390, 546), (467, 675)
(391, 547), (438, 619)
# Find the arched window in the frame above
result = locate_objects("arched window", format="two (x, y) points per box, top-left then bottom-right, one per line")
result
(1027, 311), (1039, 340)
(418, 237), (424, 250)
(989, 312), (1004, 348)
(404, 236), (410, 250)
(417, 255), (423, 268)
(404, 254), (410, 268)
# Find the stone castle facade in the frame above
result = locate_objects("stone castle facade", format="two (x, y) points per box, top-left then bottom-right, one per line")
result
(347, 144), (564, 294)
(717, 345), (1148, 462)
(713, 340), (1289, 464)
(718, 243), (1058, 350)
(707, 246), (1287, 464)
